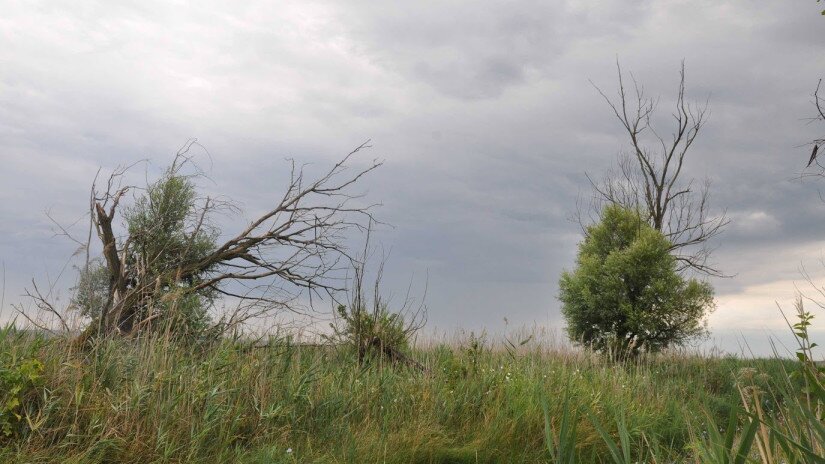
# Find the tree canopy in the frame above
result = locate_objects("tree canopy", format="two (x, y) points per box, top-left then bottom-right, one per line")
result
(559, 205), (714, 357)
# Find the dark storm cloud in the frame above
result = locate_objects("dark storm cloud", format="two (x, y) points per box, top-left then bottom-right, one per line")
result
(1, 0), (824, 354)
(332, 0), (651, 99)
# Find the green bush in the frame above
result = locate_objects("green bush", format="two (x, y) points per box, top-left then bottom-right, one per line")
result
(332, 302), (410, 360)
(559, 205), (715, 357)
(0, 329), (43, 438)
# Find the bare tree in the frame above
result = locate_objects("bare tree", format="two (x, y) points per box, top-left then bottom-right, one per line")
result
(71, 140), (381, 341)
(804, 79), (825, 170)
(584, 61), (729, 277)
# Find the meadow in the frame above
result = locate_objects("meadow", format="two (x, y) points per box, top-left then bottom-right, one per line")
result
(1, 325), (822, 463)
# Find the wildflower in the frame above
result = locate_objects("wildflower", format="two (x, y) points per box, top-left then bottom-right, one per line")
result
(286, 448), (293, 454)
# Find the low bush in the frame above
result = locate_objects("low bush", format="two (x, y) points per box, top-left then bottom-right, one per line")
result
(0, 326), (44, 439)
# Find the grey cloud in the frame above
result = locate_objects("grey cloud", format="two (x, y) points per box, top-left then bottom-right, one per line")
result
(1, 0), (824, 355)
(332, 0), (652, 99)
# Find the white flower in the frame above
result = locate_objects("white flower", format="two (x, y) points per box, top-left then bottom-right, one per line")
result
(286, 448), (293, 454)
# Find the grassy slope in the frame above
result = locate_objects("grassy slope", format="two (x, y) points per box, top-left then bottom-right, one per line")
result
(0, 330), (805, 463)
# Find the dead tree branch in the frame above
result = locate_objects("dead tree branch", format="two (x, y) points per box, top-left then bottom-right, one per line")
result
(802, 79), (825, 172)
(73, 140), (382, 340)
(585, 61), (729, 277)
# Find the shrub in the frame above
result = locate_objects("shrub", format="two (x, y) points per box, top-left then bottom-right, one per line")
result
(333, 302), (410, 361)
(0, 328), (43, 438)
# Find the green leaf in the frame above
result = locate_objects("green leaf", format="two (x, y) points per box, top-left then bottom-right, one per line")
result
(542, 397), (555, 459)
(588, 411), (626, 464)
(5, 397), (19, 410)
(733, 416), (759, 464)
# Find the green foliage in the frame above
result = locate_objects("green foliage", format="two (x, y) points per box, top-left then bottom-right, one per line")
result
(124, 171), (216, 279)
(81, 168), (219, 337)
(587, 412), (627, 463)
(70, 259), (109, 319)
(157, 287), (214, 340)
(332, 302), (410, 358)
(684, 307), (825, 463)
(789, 298), (823, 387)
(0, 358), (42, 438)
(783, 302), (825, 459)
(559, 205), (715, 357)
(123, 171), (218, 337)
(460, 331), (487, 375)
(0, 327), (43, 439)
(542, 380), (578, 464)
(692, 407), (760, 464)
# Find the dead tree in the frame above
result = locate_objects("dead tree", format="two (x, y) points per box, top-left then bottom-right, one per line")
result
(804, 79), (825, 169)
(328, 225), (427, 369)
(77, 140), (381, 340)
(584, 61), (729, 277)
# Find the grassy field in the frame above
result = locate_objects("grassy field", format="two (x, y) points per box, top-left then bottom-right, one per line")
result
(1, 326), (822, 463)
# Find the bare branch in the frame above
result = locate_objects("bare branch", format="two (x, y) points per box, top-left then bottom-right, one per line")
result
(67, 141), (383, 340)
(585, 61), (728, 277)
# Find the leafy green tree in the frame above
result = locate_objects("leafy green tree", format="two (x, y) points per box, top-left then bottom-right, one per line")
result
(73, 169), (217, 338)
(559, 205), (714, 357)
(120, 168), (218, 336)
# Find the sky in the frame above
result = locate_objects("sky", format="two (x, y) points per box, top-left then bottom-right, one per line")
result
(0, 0), (824, 356)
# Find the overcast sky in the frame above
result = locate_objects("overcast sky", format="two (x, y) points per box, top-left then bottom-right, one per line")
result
(1, 1), (823, 355)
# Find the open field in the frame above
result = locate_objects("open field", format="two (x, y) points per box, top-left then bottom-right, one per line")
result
(2, 327), (820, 463)
(1, 2), (824, 464)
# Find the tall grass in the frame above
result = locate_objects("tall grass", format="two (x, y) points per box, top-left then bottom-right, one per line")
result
(538, 302), (825, 464)
(2, 325), (819, 463)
